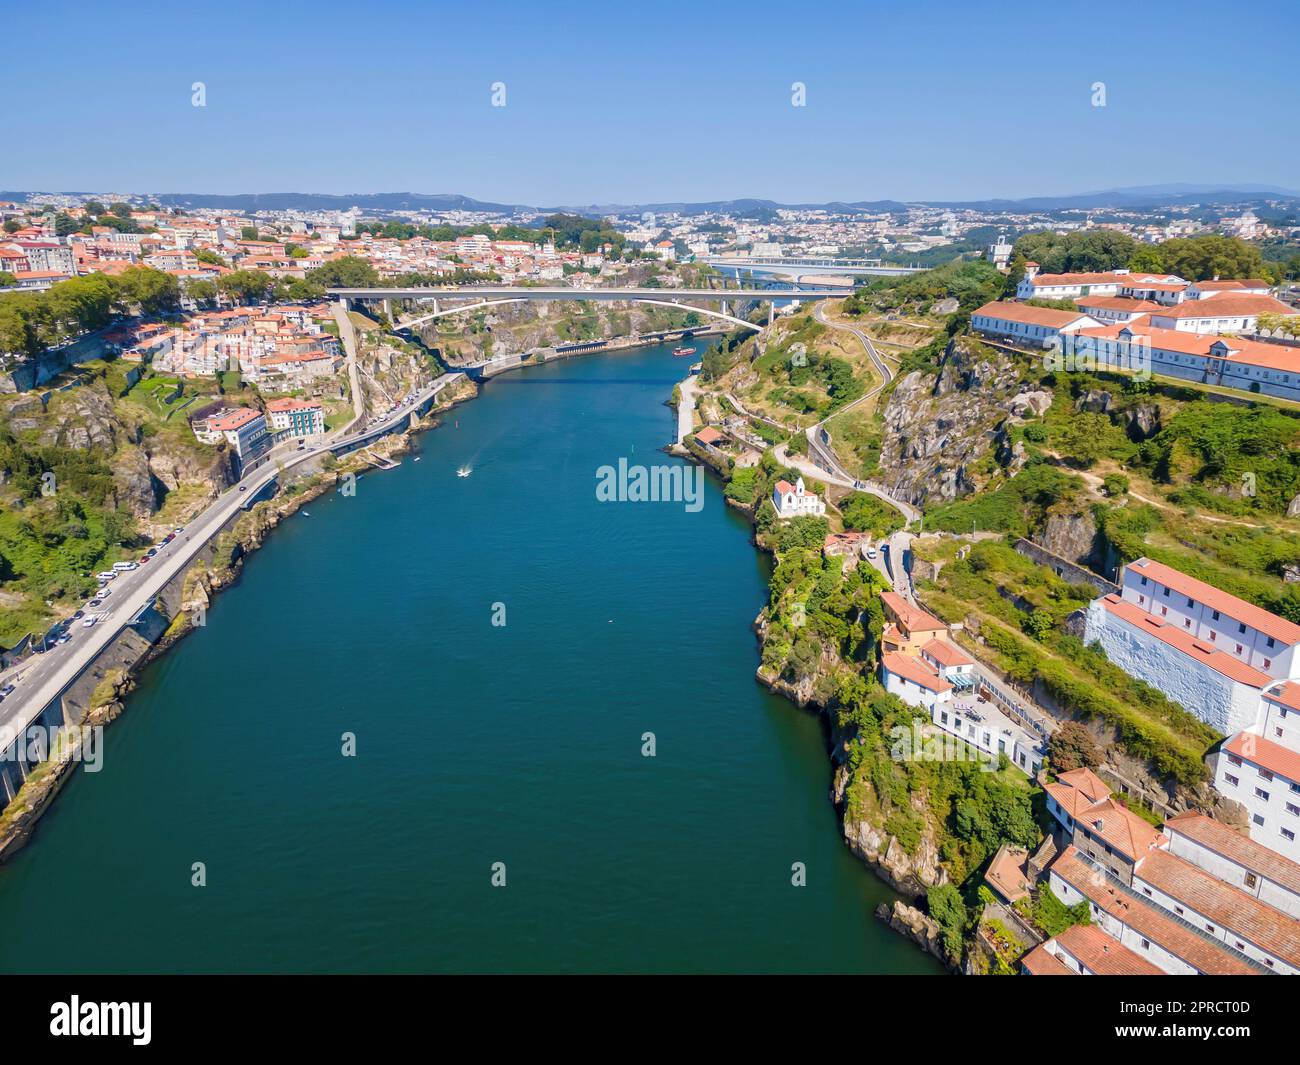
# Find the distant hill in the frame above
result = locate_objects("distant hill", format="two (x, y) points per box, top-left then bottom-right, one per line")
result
(3, 184), (1296, 218)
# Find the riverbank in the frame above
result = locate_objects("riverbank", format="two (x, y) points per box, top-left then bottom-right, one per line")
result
(0, 377), (478, 863)
(671, 427), (961, 971)
(0, 331), (722, 867)
(0, 340), (937, 974)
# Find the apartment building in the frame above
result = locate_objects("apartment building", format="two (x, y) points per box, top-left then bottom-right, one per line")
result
(970, 301), (1101, 349)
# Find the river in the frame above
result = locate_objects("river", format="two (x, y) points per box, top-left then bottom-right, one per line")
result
(0, 341), (938, 974)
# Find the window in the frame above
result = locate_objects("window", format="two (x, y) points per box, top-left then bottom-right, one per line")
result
(1140, 939), (1150, 951)
(1261, 769), (1274, 782)
(1140, 576), (1148, 587)
(1264, 659), (1272, 670)
(1163, 587), (1170, 598)
(1255, 788), (1270, 801)
(1212, 609), (1220, 621)
(1205, 923), (1215, 933)
(1239, 622), (1248, 634)
(1286, 803), (1299, 816)
(1229, 755), (1242, 767)
(1235, 941), (1246, 951)
(1254, 814), (1266, 827)
(1185, 619), (1192, 628)
(1162, 607), (1169, 617)
(1175, 905), (1185, 916)
(1225, 774), (1240, 786)
(1284, 829), (1296, 842)
(1236, 644), (1244, 655)
(1142, 887), (1152, 897)
(1245, 873), (1258, 889)
(1267, 636), (1276, 649)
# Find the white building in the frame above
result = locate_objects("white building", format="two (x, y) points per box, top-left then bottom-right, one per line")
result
(1083, 558), (1300, 736)
(1163, 808), (1300, 919)
(772, 477), (825, 519)
(1015, 263), (1185, 301)
(1146, 294), (1298, 335)
(970, 301), (1101, 349)
(1074, 322), (1300, 402)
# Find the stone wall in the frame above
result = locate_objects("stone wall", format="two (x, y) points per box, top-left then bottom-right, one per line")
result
(1014, 538), (1118, 596)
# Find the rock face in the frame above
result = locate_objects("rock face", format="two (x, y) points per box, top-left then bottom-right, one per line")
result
(111, 446), (161, 518)
(36, 382), (126, 451)
(1039, 511), (1100, 566)
(875, 901), (951, 968)
(877, 337), (1044, 506)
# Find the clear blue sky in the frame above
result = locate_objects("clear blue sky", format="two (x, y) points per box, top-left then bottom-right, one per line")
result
(4, 0), (1298, 205)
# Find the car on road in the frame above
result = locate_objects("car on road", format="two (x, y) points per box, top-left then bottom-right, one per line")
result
(82, 616), (98, 628)
(239, 485), (247, 492)
(113, 561), (139, 572)
(139, 554), (151, 563)
(88, 598), (103, 608)
(98, 588), (111, 598)
(0, 684), (15, 697)
(71, 610), (84, 620)
(96, 571), (117, 581)
(163, 533), (175, 544)
(57, 633), (71, 645)
(865, 547), (878, 560)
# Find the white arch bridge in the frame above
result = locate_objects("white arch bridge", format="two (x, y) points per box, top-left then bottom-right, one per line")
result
(327, 285), (848, 334)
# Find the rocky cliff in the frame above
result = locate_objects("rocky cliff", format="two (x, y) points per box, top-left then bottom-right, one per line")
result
(877, 336), (1047, 506)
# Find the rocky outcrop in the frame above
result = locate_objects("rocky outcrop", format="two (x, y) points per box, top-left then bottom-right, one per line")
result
(1039, 510), (1100, 566)
(1123, 403), (1162, 441)
(875, 901), (952, 968)
(877, 336), (1046, 506)
(112, 445), (161, 518)
(36, 382), (126, 451)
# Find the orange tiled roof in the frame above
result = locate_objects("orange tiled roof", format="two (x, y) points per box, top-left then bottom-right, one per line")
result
(1127, 559), (1300, 645)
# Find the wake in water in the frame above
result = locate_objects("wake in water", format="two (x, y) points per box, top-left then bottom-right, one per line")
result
(457, 465), (472, 478)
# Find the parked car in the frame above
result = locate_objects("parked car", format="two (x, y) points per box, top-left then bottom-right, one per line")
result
(57, 633), (71, 644)
(82, 616), (98, 628)
(865, 547), (878, 560)
(88, 599), (103, 608)
(71, 610), (84, 620)
(139, 555), (151, 563)
(96, 571), (117, 581)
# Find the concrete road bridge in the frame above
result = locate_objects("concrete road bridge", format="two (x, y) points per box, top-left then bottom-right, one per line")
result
(328, 284), (848, 334)
(705, 256), (926, 282)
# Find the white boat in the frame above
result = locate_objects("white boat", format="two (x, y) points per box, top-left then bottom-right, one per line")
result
(457, 465), (472, 478)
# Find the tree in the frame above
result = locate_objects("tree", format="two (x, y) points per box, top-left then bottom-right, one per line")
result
(108, 203), (132, 218)
(114, 266), (180, 316)
(83, 200), (106, 217)
(218, 269), (274, 304)
(1127, 245), (1165, 273)
(926, 884), (968, 962)
(1158, 235), (1265, 282)
(240, 226), (260, 242)
(1049, 721), (1104, 773)
(307, 256), (380, 288)
(0, 301), (40, 357)
(0, 272), (15, 289)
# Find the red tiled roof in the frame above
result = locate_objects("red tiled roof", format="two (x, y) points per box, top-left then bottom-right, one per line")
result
(1021, 944), (1076, 975)
(1075, 797), (1166, 862)
(972, 301), (1092, 329)
(1050, 847), (1260, 975)
(1128, 559), (1300, 645)
(881, 591), (947, 634)
(1134, 849), (1300, 968)
(1264, 681), (1300, 714)
(1164, 810), (1300, 896)
(921, 638), (975, 668)
(1053, 923), (1163, 975)
(1225, 731), (1300, 785)
(207, 408), (261, 432)
(881, 651), (952, 693)
(1097, 594), (1273, 688)
(1150, 294), (1295, 320)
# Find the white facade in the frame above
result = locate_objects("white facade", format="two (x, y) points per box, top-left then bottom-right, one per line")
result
(1117, 559), (1300, 680)
(1164, 812), (1300, 919)
(1084, 596), (1264, 735)
(1213, 739), (1300, 862)
(772, 477), (825, 519)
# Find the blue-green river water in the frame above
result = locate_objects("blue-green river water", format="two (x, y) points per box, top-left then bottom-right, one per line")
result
(0, 342), (938, 973)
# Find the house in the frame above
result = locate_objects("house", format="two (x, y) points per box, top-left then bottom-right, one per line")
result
(1083, 557), (1300, 735)
(192, 406), (270, 473)
(1047, 846), (1264, 975)
(1186, 278), (1273, 300)
(1146, 294), (1297, 335)
(880, 591), (947, 653)
(1073, 321), (1300, 402)
(1044, 767), (1113, 836)
(880, 651), (953, 715)
(1214, 727), (1300, 861)
(1162, 809), (1300, 919)
(1074, 295), (1161, 324)
(1021, 923), (1163, 976)
(984, 843), (1032, 905)
(1015, 264), (1185, 301)
(265, 397), (325, 437)
(771, 476), (825, 519)
(970, 301), (1102, 348)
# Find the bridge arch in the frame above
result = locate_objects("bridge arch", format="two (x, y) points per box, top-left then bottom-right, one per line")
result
(390, 295), (763, 334)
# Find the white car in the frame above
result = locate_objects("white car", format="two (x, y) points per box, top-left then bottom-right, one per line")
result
(96, 571), (117, 581)
(865, 547), (878, 560)
(82, 616), (98, 628)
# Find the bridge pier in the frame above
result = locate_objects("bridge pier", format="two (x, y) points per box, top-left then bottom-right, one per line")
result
(382, 298), (393, 321)
(767, 302), (774, 326)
